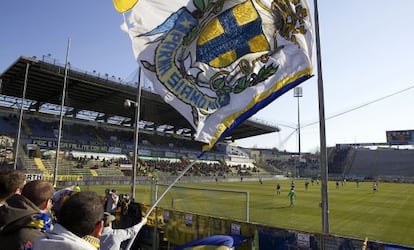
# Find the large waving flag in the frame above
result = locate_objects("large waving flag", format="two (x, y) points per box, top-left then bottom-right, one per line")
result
(118, 0), (313, 150)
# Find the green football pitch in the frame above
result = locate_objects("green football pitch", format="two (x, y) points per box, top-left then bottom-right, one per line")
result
(84, 179), (414, 247)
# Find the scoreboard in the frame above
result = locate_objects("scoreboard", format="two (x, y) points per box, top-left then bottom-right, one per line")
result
(386, 130), (414, 145)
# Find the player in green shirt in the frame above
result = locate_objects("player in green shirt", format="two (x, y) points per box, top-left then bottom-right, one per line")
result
(288, 188), (296, 207)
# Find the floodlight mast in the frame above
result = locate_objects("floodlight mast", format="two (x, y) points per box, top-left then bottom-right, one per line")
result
(294, 86), (303, 177)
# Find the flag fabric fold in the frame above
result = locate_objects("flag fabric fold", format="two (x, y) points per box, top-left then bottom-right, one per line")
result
(174, 234), (247, 250)
(124, 0), (313, 150)
(112, 0), (139, 13)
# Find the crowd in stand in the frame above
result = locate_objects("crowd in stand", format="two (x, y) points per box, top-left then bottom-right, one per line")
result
(1, 111), (268, 178)
(70, 155), (121, 169)
(0, 169), (147, 250)
(139, 159), (231, 176)
(67, 155), (258, 177)
(266, 155), (319, 172)
(266, 158), (297, 170)
(0, 112), (206, 152)
(0, 135), (14, 166)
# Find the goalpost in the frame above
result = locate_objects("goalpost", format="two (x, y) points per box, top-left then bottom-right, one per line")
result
(155, 184), (250, 222)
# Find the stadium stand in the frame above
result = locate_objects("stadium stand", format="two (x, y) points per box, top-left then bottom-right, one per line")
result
(0, 56), (281, 180)
(348, 147), (414, 179)
(328, 145), (414, 182)
(3, 56), (414, 185)
(0, 107), (263, 177)
(0, 111), (19, 136)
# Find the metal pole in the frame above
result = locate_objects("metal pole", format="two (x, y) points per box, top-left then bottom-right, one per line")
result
(153, 180), (159, 250)
(131, 69), (142, 200)
(13, 62), (30, 170)
(296, 96), (300, 177)
(53, 37), (71, 187)
(313, 0), (330, 234)
(246, 192), (250, 222)
(297, 94), (301, 158)
(125, 153), (203, 250)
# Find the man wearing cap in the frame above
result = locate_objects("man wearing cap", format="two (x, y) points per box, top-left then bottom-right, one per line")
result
(100, 212), (147, 250)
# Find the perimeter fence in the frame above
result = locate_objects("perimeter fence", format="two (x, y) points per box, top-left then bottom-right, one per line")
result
(125, 185), (414, 250)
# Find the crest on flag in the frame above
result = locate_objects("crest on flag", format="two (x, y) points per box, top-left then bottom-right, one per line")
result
(196, 0), (270, 67)
(124, 0), (313, 150)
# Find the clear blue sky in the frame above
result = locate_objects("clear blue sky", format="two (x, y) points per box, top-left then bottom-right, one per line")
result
(1, 1), (413, 153)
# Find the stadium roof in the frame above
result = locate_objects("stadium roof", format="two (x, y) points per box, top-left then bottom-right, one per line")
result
(0, 56), (279, 141)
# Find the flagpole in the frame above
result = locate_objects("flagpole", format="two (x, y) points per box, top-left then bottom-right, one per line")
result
(14, 62), (31, 170)
(125, 153), (204, 250)
(313, 0), (329, 234)
(131, 68), (142, 201)
(53, 37), (71, 187)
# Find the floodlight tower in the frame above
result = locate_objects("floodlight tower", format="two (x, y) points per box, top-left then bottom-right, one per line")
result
(294, 86), (303, 177)
(124, 70), (142, 201)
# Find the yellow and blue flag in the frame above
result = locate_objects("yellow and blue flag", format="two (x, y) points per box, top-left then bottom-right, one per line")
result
(174, 234), (247, 250)
(121, 0), (313, 151)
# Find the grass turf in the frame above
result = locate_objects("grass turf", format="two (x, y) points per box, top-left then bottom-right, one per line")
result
(83, 179), (414, 247)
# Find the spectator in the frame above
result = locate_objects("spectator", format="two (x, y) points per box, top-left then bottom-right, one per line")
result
(100, 212), (147, 250)
(105, 189), (119, 215)
(118, 194), (131, 228)
(0, 180), (54, 250)
(21, 180), (54, 214)
(74, 184), (81, 192)
(51, 185), (79, 219)
(104, 189), (110, 211)
(0, 169), (26, 206)
(33, 191), (104, 250)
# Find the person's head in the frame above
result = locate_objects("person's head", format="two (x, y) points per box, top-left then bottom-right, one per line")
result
(21, 180), (54, 212)
(0, 169), (26, 203)
(73, 184), (81, 193)
(103, 212), (115, 228)
(58, 191), (104, 238)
